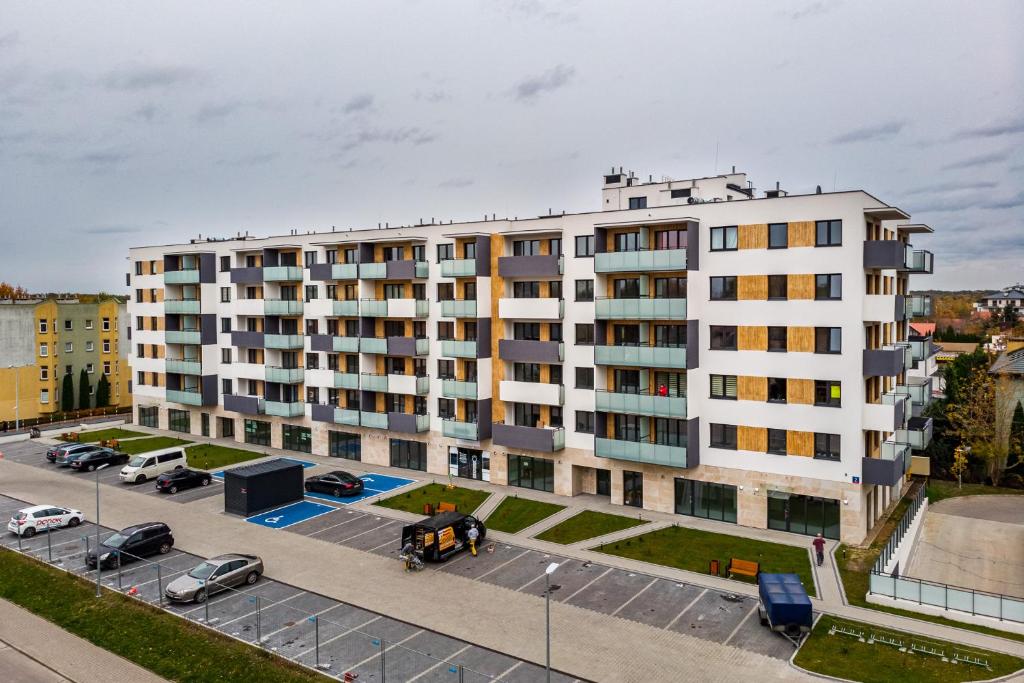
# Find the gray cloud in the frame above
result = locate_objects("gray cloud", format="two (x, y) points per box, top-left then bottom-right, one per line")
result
(415, 89), (452, 103)
(438, 177), (474, 189)
(75, 149), (133, 167)
(81, 224), (142, 235)
(500, 1), (580, 24)
(829, 120), (905, 144)
(193, 99), (276, 124)
(337, 127), (437, 153)
(902, 180), (998, 196)
(787, 2), (834, 20)
(952, 119), (1024, 140)
(132, 104), (158, 122)
(216, 152), (279, 166)
(941, 151), (1010, 171)
(512, 64), (575, 102)
(342, 93), (374, 114)
(103, 65), (201, 91)
(0, 32), (19, 49)
(910, 189), (1024, 214)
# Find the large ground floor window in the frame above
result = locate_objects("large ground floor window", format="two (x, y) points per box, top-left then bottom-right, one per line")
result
(217, 416), (234, 439)
(168, 409), (190, 434)
(138, 406), (158, 427)
(674, 478), (737, 523)
(244, 419), (271, 446)
(767, 491), (840, 539)
(508, 455), (554, 492)
(282, 424), (311, 453)
(329, 431), (361, 460)
(449, 447), (489, 481)
(390, 438), (427, 471)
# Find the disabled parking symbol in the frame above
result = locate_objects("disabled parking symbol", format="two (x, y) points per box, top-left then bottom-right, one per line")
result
(263, 516), (283, 525)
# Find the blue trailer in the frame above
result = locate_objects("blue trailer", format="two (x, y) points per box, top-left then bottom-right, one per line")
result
(757, 573), (813, 647)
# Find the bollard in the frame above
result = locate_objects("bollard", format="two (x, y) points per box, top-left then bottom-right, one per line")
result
(116, 553), (123, 590)
(47, 529), (52, 562)
(459, 664), (464, 683)
(203, 581), (210, 624)
(83, 535), (89, 564)
(156, 564), (163, 606)
(256, 596), (262, 645)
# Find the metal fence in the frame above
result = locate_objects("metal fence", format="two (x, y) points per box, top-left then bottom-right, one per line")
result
(873, 483), (926, 574)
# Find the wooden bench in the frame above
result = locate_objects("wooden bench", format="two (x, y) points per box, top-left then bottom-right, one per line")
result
(727, 558), (759, 579)
(436, 502), (458, 513)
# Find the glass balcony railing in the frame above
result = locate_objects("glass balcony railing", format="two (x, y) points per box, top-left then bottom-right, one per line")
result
(264, 334), (304, 349)
(907, 250), (934, 274)
(594, 297), (686, 320)
(334, 407), (361, 426)
(333, 372), (360, 389)
(330, 263), (359, 280)
(332, 336), (360, 353)
(164, 269), (200, 284)
(166, 388), (203, 406)
(165, 329), (201, 345)
(441, 379), (478, 399)
(165, 358), (201, 375)
(332, 299), (359, 317)
(595, 437), (689, 468)
(164, 299), (200, 315)
(897, 417), (934, 451)
(441, 340), (478, 358)
(441, 299), (478, 318)
(361, 374), (389, 393)
(594, 391), (686, 418)
(265, 400), (305, 417)
(442, 420), (480, 440)
(359, 299), (429, 318)
(359, 262), (387, 279)
(265, 366), (304, 384)
(909, 336), (935, 365)
(264, 299), (303, 316)
(905, 295), (932, 318)
(360, 411), (389, 429)
(594, 248), (687, 273)
(440, 258), (476, 278)
(359, 337), (388, 354)
(415, 261), (429, 278)
(263, 265), (303, 281)
(594, 344), (686, 368)
(881, 439), (911, 464)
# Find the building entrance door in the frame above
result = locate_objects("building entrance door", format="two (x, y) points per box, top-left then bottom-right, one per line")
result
(596, 469), (611, 496)
(623, 470), (643, 508)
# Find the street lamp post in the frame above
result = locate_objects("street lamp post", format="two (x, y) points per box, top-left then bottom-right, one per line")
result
(94, 463), (109, 597)
(544, 561), (560, 683)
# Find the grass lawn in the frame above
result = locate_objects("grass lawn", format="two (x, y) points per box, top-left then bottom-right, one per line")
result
(117, 436), (191, 455)
(927, 479), (1024, 504)
(375, 483), (490, 515)
(63, 428), (148, 442)
(185, 443), (267, 470)
(0, 549), (328, 682)
(595, 525), (817, 597)
(794, 615), (1023, 683)
(534, 510), (647, 545)
(485, 496), (565, 533)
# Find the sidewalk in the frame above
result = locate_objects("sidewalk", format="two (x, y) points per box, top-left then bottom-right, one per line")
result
(0, 598), (167, 683)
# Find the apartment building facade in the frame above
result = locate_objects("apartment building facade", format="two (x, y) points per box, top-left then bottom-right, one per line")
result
(128, 170), (936, 544)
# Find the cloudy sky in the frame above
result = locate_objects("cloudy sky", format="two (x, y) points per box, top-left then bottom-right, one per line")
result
(2, 1), (1021, 292)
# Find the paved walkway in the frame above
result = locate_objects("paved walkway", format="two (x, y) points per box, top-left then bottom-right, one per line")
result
(0, 598), (167, 683)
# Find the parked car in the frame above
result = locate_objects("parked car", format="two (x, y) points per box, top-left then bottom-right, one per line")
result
(401, 511), (486, 562)
(119, 447), (186, 484)
(45, 443), (79, 462)
(155, 468), (212, 494)
(304, 470), (364, 497)
(85, 522), (173, 569)
(164, 554), (264, 603)
(53, 444), (103, 466)
(69, 448), (130, 472)
(7, 505), (85, 537)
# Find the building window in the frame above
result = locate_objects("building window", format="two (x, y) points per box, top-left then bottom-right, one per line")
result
(168, 409), (190, 434)
(508, 454), (554, 492)
(767, 377), (787, 403)
(244, 419), (271, 446)
(282, 425), (312, 453)
(64, 320), (73, 331)
(102, 340), (111, 353)
(138, 406), (159, 427)
(137, 371), (145, 386)
(575, 235), (595, 257)
(39, 343), (48, 357)
(815, 220), (842, 247)
(767, 429), (787, 455)
(221, 317), (231, 333)
(674, 479), (737, 523)
(814, 433), (841, 461)
(575, 367), (594, 389)
(85, 319), (93, 330)
(575, 324), (594, 345)
(628, 196), (647, 209)
(709, 326), (737, 350)
(134, 261), (143, 276)
(709, 374), (737, 400)
(768, 223), (788, 249)
(86, 341), (94, 352)
(102, 317), (111, 331)
(710, 226), (738, 251)
(38, 319), (47, 333)
(438, 398), (455, 420)
(513, 239), (541, 256)
(710, 423), (737, 449)
(86, 363), (94, 374)
(575, 411), (594, 434)
(437, 243), (454, 262)
(710, 276), (737, 301)
(768, 274), (787, 300)
(814, 327), (842, 354)
(768, 326), (787, 352)
(40, 389), (49, 404)
(670, 188), (691, 199)
(575, 279), (594, 302)
(815, 274), (842, 300)
(513, 281), (540, 298)
(220, 287), (231, 303)
(103, 362), (111, 375)
(329, 431), (361, 460)
(65, 342), (73, 353)
(220, 255), (230, 271)
(390, 438), (427, 471)
(814, 380), (841, 407)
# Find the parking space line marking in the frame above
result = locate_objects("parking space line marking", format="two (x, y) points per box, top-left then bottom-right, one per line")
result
(665, 588), (707, 630)
(406, 644), (472, 682)
(294, 615), (381, 659)
(128, 568), (191, 591)
(516, 571), (546, 592)
(367, 539), (396, 552)
(23, 536), (86, 551)
(610, 577), (658, 616)
(336, 521), (398, 544)
(307, 514), (367, 537)
(473, 549), (530, 580)
(494, 661), (522, 680)
(260, 602), (341, 642)
(723, 603), (759, 647)
(562, 567), (613, 603)
(203, 589), (306, 626)
(347, 629), (424, 672)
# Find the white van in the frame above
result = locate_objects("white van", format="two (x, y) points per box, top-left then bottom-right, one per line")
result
(119, 447), (187, 484)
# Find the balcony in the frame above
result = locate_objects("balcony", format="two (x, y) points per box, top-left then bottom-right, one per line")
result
(595, 391), (686, 419)
(309, 262), (359, 281)
(166, 329), (201, 345)
(234, 298), (264, 317)
(492, 423), (565, 452)
(441, 379), (478, 399)
(389, 412), (430, 434)
(908, 335), (935, 366)
(230, 267), (264, 284)
(907, 249), (934, 274)
(862, 391), (907, 432)
(443, 420), (487, 441)
(497, 254), (563, 278)
(863, 240), (908, 270)
(862, 440), (910, 487)
(359, 411), (389, 430)
(595, 297), (686, 320)
(264, 299), (303, 316)
(231, 331), (265, 349)
(266, 366), (304, 384)
(388, 374), (430, 395)
(164, 269), (200, 284)
(440, 258), (476, 278)
(441, 339), (479, 358)
(223, 394), (265, 415)
(360, 298), (429, 318)
(264, 334), (304, 349)
(166, 388), (203, 406)
(333, 299), (359, 317)
(360, 337), (388, 354)
(310, 334), (360, 353)
(335, 408), (361, 426)
(863, 345), (907, 377)
(905, 294), (932, 318)
(898, 416), (934, 451)
(595, 437), (689, 468)
(498, 339), (563, 363)
(165, 358), (202, 375)
(263, 265), (303, 281)
(897, 376), (934, 415)
(164, 299), (200, 315)
(595, 248), (687, 273)
(498, 298), (563, 320)
(312, 403), (361, 426)
(360, 336), (430, 356)
(440, 300), (478, 318)
(499, 380), (564, 406)
(265, 400), (305, 417)
(594, 344), (685, 369)
(359, 260), (429, 280)
(333, 372), (360, 389)
(361, 374), (388, 393)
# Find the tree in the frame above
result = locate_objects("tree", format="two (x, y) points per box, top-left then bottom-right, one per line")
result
(95, 374), (111, 408)
(1002, 304), (1019, 328)
(78, 369), (91, 411)
(945, 367), (1014, 485)
(0, 282), (28, 299)
(60, 373), (74, 412)
(950, 445), (970, 489)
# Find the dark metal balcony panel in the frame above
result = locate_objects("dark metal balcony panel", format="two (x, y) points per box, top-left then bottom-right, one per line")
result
(385, 260), (424, 279)
(308, 263), (332, 281)
(686, 320), (699, 370)
(223, 394), (263, 415)
(200, 314), (217, 345)
(476, 318), (492, 359)
(863, 348), (903, 376)
(863, 240), (905, 270)
(498, 339), (562, 363)
(492, 423), (562, 452)
(477, 399), (493, 440)
(198, 253), (217, 283)
(311, 403), (335, 423)
(230, 267), (264, 284)
(201, 374), (219, 406)
(861, 455), (904, 487)
(387, 336), (423, 356)
(231, 330), (265, 348)
(309, 334), (332, 352)
(475, 236), (492, 276)
(388, 412), (426, 434)
(894, 294), (906, 322)
(687, 223), (699, 271)
(497, 254), (562, 278)
(687, 416), (700, 468)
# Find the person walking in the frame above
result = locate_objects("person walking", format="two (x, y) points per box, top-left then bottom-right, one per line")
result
(467, 523), (479, 557)
(812, 533), (826, 567)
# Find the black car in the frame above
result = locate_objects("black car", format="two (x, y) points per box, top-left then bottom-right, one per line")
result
(155, 468), (212, 494)
(86, 522), (174, 569)
(69, 448), (129, 472)
(304, 470), (364, 497)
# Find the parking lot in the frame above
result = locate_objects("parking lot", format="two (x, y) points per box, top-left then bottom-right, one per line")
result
(0, 493), (581, 682)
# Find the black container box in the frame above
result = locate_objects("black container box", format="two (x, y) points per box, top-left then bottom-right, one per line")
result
(223, 458), (304, 516)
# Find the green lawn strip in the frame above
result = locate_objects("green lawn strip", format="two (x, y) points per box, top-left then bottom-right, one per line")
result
(116, 436), (191, 455)
(534, 510), (647, 545)
(794, 615), (1023, 683)
(595, 525), (817, 597)
(375, 483), (490, 515)
(184, 443), (267, 470)
(62, 428), (148, 442)
(926, 479), (1024, 504)
(485, 496), (566, 533)
(0, 549), (327, 682)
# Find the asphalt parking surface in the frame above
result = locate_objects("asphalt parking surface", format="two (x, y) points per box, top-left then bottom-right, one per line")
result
(0, 494), (580, 682)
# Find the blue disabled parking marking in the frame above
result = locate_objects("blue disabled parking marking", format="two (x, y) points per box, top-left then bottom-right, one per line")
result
(305, 473), (416, 505)
(245, 500), (335, 528)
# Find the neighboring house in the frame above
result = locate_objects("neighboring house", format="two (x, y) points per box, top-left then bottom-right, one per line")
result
(974, 285), (1024, 320)
(990, 340), (1024, 455)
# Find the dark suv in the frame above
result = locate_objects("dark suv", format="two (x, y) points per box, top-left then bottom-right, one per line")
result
(48, 443), (101, 465)
(70, 449), (130, 472)
(85, 522), (174, 569)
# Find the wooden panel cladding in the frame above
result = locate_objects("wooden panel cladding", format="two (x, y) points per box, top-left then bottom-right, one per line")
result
(738, 224), (768, 250)
(787, 326), (815, 353)
(788, 221), (816, 248)
(737, 426), (767, 452)
(787, 274), (815, 300)
(787, 430), (814, 457)
(787, 378), (815, 405)
(737, 275), (768, 300)
(738, 376), (767, 402)
(738, 326), (768, 351)
(490, 234), (505, 422)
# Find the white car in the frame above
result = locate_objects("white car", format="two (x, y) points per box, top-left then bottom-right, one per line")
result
(7, 505), (85, 537)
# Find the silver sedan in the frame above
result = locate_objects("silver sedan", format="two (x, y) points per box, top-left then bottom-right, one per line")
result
(164, 553), (263, 603)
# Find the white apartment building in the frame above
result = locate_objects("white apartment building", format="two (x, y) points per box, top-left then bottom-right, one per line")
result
(128, 169), (936, 544)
